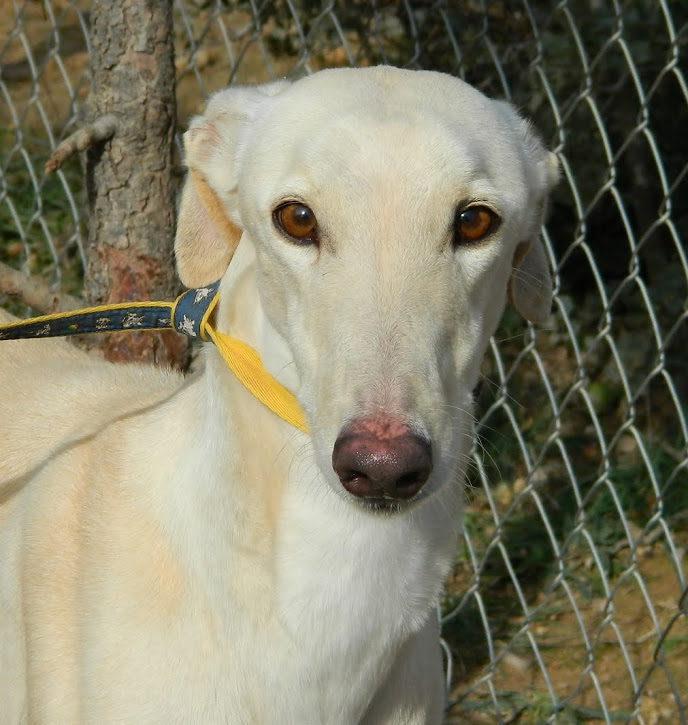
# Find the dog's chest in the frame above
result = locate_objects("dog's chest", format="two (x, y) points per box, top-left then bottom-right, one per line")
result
(81, 494), (447, 724)
(266, 491), (454, 705)
(80, 577), (398, 725)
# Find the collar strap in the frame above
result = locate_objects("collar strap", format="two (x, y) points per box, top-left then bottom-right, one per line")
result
(0, 283), (310, 434)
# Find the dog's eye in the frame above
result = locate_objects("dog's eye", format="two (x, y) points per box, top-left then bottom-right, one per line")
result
(454, 205), (500, 245)
(274, 202), (319, 245)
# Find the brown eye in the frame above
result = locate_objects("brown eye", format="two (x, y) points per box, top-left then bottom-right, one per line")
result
(274, 202), (319, 245)
(454, 205), (499, 244)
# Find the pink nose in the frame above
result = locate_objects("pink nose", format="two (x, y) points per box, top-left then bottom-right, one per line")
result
(332, 416), (433, 501)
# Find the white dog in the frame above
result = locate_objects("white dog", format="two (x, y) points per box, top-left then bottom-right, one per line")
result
(0, 66), (557, 724)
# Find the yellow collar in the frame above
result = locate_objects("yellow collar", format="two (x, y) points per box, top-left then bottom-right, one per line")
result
(0, 283), (310, 435)
(201, 308), (309, 433)
(208, 328), (309, 433)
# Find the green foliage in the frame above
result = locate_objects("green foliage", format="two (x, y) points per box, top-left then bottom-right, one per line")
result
(0, 129), (85, 310)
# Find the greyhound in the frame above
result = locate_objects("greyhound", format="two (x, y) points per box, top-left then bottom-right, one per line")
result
(0, 66), (557, 724)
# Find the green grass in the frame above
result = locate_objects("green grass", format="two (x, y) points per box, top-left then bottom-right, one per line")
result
(1, 129), (85, 312)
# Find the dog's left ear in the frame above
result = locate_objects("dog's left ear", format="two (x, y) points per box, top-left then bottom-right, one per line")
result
(509, 235), (553, 323)
(504, 110), (560, 323)
(175, 81), (290, 288)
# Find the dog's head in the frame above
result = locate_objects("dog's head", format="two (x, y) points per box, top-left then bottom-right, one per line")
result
(176, 67), (558, 513)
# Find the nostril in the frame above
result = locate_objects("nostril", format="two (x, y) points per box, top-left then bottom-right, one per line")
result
(332, 418), (433, 502)
(396, 471), (426, 496)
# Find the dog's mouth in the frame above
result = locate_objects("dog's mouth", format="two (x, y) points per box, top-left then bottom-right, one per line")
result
(339, 472), (432, 515)
(356, 495), (420, 515)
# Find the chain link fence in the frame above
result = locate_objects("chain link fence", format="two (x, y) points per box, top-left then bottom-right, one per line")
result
(1, 1), (687, 722)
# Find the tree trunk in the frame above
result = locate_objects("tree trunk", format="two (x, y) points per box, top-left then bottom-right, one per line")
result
(84, 0), (188, 368)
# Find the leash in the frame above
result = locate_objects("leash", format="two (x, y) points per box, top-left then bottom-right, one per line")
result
(0, 282), (309, 434)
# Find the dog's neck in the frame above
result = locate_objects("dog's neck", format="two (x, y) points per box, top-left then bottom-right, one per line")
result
(174, 238), (308, 617)
(213, 238), (301, 398)
(203, 238), (307, 543)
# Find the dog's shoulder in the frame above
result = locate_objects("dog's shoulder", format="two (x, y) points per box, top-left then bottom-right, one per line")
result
(0, 323), (185, 487)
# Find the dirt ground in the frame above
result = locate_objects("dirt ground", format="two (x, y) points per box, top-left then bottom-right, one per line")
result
(445, 537), (687, 723)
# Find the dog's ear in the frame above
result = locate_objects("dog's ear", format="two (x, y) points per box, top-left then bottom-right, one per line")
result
(175, 82), (290, 288)
(504, 109), (560, 323)
(509, 236), (553, 323)
(175, 171), (242, 288)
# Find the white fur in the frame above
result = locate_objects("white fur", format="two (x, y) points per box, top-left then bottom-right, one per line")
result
(0, 66), (557, 724)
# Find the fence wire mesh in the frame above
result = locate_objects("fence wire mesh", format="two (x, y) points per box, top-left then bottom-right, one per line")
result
(1, 1), (687, 723)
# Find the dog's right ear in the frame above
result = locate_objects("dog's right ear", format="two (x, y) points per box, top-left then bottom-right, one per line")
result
(175, 171), (242, 289)
(175, 82), (290, 288)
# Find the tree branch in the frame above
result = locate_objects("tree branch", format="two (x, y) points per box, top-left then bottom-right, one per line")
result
(44, 114), (118, 174)
(0, 260), (82, 314)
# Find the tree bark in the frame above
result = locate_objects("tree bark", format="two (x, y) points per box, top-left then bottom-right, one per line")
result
(84, 0), (188, 368)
